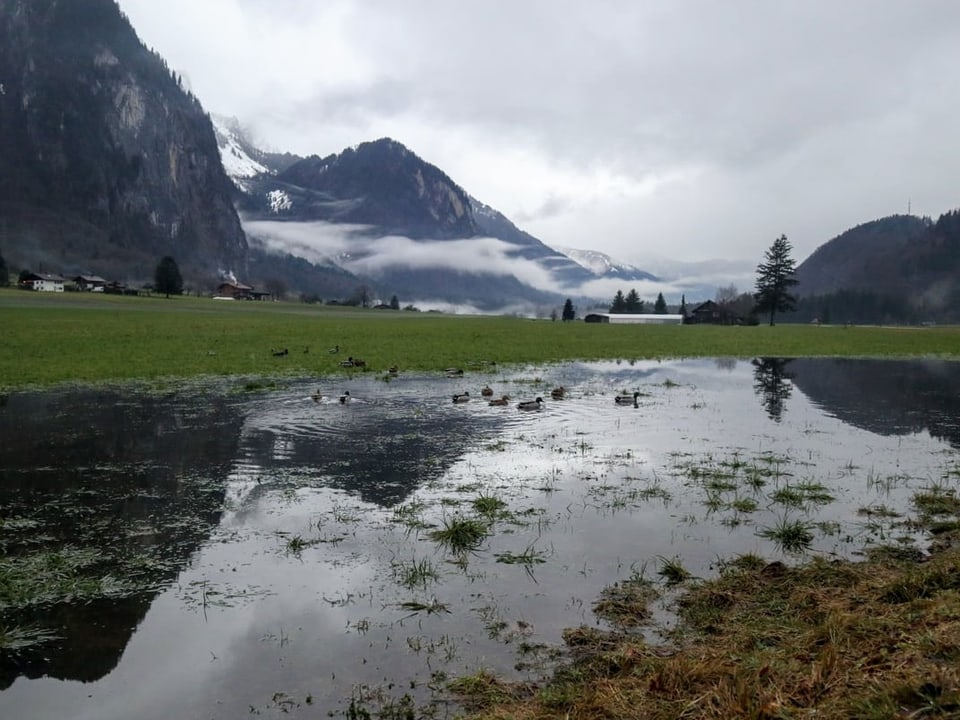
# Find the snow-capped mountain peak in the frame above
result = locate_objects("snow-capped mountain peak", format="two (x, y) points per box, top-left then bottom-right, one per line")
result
(555, 246), (658, 281)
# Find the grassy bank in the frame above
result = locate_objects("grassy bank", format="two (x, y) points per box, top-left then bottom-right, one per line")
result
(452, 546), (960, 720)
(2, 290), (959, 390)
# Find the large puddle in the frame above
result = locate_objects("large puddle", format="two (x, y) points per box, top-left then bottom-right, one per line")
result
(2, 358), (960, 718)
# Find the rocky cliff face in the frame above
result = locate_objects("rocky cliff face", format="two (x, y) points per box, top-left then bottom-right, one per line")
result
(0, 0), (247, 283)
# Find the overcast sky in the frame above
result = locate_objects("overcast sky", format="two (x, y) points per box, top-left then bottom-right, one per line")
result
(117, 0), (960, 269)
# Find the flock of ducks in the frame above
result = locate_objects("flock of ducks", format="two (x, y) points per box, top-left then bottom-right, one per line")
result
(304, 352), (641, 410)
(311, 383), (640, 410)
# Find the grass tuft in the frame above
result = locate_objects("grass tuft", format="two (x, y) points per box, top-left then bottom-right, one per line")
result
(428, 515), (490, 555)
(758, 518), (815, 554)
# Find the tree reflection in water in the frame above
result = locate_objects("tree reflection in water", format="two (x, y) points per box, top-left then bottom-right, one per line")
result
(752, 357), (794, 422)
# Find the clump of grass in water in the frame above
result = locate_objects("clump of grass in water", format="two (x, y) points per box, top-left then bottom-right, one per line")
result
(769, 481), (834, 509)
(472, 492), (509, 518)
(284, 534), (310, 554)
(593, 569), (659, 628)
(390, 500), (431, 531)
(391, 556), (440, 589)
(448, 669), (530, 713)
(428, 515), (490, 555)
(657, 555), (692, 585)
(728, 497), (759, 513)
(758, 518), (815, 554)
(495, 542), (549, 565)
(398, 597), (450, 615)
(0, 547), (139, 608)
(0, 624), (63, 652)
(913, 484), (960, 517)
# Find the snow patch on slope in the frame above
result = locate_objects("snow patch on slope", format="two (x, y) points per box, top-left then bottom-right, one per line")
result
(267, 190), (292, 214)
(211, 114), (268, 180)
(556, 246), (645, 277)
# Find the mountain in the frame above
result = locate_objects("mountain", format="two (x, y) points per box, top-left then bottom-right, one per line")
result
(556, 246), (658, 283)
(212, 125), (671, 308)
(793, 215), (931, 297)
(790, 212), (960, 323)
(0, 0), (661, 312)
(233, 137), (613, 309)
(0, 0), (246, 284)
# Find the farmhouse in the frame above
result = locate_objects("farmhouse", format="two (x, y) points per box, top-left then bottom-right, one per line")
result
(215, 281), (270, 300)
(21, 272), (65, 292)
(74, 274), (106, 292)
(583, 313), (684, 325)
(687, 300), (740, 325)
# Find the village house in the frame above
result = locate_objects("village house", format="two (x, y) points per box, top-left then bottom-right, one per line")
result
(73, 274), (107, 292)
(686, 300), (743, 325)
(21, 272), (65, 292)
(215, 280), (270, 300)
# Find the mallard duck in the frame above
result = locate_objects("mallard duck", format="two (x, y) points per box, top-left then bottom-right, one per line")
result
(328, 344), (340, 354)
(445, 367), (464, 377)
(550, 386), (565, 399)
(615, 391), (640, 407)
(339, 356), (355, 368)
(387, 365), (399, 376)
(517, 397), (544, 411)
(480, 385), (494, 397)
(453, 392), (470, 403)
(339, 391), (351, 404)
(488, 395), (510, 406)
(310, 390), (323, 403)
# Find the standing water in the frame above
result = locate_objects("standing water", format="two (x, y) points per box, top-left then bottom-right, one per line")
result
(2, 358), (959, 719)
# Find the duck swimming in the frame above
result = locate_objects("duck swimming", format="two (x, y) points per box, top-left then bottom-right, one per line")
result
(311, 390), (323, 403)
(517, 397), (544, 411)
(488, 395), (510, 406)
(550, 386), (565, 399)
(480, 385), (494, 397)
(453, 392), (471, 403)
(615, 391), (640, 407)
(339, 391), (351, 404)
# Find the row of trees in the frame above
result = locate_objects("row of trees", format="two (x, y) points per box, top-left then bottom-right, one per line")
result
(608, 290), (669, 314)
(598, 234), (799, 326)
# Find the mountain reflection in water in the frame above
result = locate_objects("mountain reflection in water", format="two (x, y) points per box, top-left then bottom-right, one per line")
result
(787, 358), (960, 448)
(0, 388), (244, 688)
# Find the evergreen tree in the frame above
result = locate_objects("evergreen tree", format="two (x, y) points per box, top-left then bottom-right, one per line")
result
(389, 294), (400, 310)
(753, 234), (798, 326)
(610, 290), (626, 313)
(0, 250), (8, 287)
(154, 256), (183, 298)
(624, 289), (643, 313)
(562, 298), (576, 321)
(680, 294), (687, 317)
(653, 292), (668, 314)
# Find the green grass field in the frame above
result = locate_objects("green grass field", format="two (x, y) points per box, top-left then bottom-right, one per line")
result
(2, 289), (958, 390)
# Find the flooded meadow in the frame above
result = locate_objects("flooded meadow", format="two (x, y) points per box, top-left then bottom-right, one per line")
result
(2, 358), (960, 719)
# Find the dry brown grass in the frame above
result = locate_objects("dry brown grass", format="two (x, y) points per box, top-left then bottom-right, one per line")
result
(454, 542), (960, 720)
